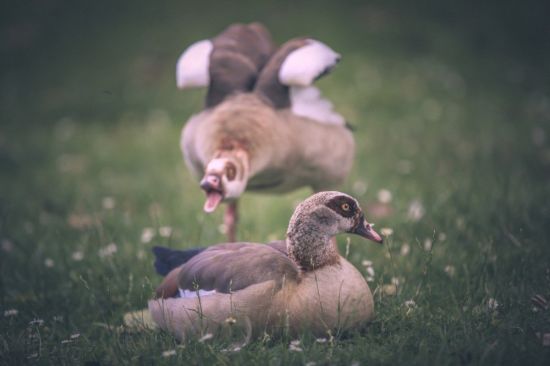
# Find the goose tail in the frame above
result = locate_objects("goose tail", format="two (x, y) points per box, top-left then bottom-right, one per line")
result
(152, 246), (205, 276)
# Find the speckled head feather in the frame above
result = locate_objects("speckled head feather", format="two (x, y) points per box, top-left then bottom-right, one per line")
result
(286, 191), (365, 270)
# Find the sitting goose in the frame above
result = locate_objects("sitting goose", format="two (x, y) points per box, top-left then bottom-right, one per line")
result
(149, 191), (382, 340)
(178, 23), (354, 241)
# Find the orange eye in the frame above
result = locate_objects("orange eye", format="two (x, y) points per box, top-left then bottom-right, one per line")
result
(341, 203), (350, 211)
(226, 163), (236, 181)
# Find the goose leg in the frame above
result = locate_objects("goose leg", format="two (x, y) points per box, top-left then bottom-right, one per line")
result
(224, 201), (238, 242)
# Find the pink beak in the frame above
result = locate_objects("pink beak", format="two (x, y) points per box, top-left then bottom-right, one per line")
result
(352, 215), (383, 244)
(200, 174), (224, 213)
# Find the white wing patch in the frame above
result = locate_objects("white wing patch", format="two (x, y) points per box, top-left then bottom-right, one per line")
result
(278, 40), (344, 125)
(290, 86), (345, 126)
(178, 288), (217, 298)
(278, 39), (340, 87)
(176, 39), (213, 89)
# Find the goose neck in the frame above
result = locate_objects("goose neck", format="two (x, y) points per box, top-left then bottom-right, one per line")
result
(286, 218), (339, 271)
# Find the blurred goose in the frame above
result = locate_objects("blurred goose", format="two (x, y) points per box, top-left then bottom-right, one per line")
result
(177, 23), (354, 241)
(149, 191), (382, 340)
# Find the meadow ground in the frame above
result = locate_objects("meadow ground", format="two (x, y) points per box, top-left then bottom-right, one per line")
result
(1, 1), (550, 365)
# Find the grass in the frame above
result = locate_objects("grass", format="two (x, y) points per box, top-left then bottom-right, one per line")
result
(1, 0), (550, 364)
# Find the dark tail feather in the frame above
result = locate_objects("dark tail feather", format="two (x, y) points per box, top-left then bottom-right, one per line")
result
(152, 246), (205, 276)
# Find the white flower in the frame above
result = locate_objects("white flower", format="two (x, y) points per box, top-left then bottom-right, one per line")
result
(221, 345), (243, 353)
(380, 228), (393, 237)
(377, 189), (392, 204)
(407, 200), (425, 221)
(289, 339), (303, 352)
(162, 349), (177, 357)
(366, 276), (375, 282)
(438, 232), (447, 241)
(71, 251), (84, 261)
(305, 362), (317, 366)
(159, 226), (173, 238)
(44, 258), (55, 268)
(423, 239), (433, 251)
(61, 339), (73, 344)
(404, 300), (417, 308)
(400, 243), (410, 256)
(29, 319), (44, 326)
(391, 277), (400, 286)
(361, 260), (373, 267)
(444, 265), (456, 277)
(224, 316), (237, 325)
(102, 197), (115, 210)
(315, 337), (327, 343)
(383, 284), (397, 296)
(487, 298), (499, 311)
(70, 333), (80, 339)
(27, 353), (38, 359)
(4, 309), (18, 317)
(198, 333), (213, 342)
(366, 266), (375, 277)
(98, 243), (117, 258)
(141, 228), (155, 243)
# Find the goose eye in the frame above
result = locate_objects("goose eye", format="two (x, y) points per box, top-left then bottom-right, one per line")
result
(226, 163), (236, 181)
(341, 203), (350, 211)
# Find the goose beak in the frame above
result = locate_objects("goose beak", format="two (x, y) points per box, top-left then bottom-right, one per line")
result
(352, 216), (383, 244)
(200, 174), (224, 213)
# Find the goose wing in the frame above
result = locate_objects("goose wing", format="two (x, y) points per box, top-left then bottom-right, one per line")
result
(176, 23), (276, 107)
(155, 241), (299, 298)
(254, 38), (344, 126)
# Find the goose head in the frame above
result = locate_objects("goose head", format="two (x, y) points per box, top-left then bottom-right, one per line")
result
(289, 191), (382, 242)
(200, 150), (250, 213)
(287, 191), (382, 270)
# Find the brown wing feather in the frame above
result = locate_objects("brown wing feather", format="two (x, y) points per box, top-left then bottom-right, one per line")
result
(254, 38), (309, 108)
(155, 267), (181, 298)
(266, 240), (287, 254)
(206, 23), (276, 107)
(177, 242), (299, 293)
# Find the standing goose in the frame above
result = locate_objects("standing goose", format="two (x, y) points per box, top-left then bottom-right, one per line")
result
(178, 23), (354, 241)
(149, 191), (382, 340)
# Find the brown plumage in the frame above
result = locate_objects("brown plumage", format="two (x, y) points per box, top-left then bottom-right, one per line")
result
(149, 191), (383, 340)
(207, 23), (276, 107)
(176, 23), (353, 241)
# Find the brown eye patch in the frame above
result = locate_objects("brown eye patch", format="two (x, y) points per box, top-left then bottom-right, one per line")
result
(326, 196), (357, 218)
(225, 162), (237, 181)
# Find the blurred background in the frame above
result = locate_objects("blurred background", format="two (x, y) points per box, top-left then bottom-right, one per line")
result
(1, 0), (550, 364)
(2, 0), (549, 123)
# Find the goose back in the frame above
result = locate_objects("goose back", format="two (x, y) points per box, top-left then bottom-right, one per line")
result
(181, 94), (354, 192)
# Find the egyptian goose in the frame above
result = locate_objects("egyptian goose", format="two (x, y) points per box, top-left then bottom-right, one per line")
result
(177, 23), (354, 241)
(149, 191), (382, 340)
